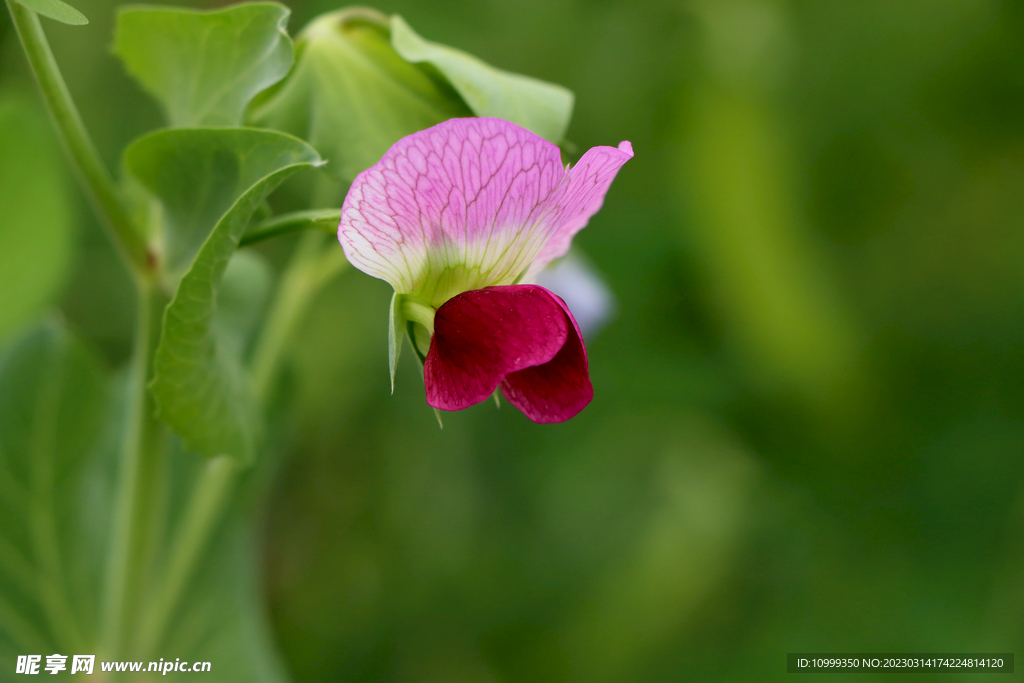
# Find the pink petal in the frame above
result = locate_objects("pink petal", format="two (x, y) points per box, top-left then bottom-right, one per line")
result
(425, 285), (568, 411)
(523, 140), (634, 281)
(339, 118), (566, 306)
(500, 291), (593, 423)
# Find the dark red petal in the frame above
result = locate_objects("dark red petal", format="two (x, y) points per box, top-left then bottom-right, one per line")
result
(425, 285), (568, 411)
(501, 292), (592, 423)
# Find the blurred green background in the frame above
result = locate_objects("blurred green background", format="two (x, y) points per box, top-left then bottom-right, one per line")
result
(3, 0), (1024, 680)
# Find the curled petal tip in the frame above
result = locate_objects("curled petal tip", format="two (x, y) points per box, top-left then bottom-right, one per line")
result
(618, 140), (634, 156)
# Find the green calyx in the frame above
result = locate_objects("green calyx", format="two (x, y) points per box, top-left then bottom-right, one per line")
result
(388, 293), (437, 392)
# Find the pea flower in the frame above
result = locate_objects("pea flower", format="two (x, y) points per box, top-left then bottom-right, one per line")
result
(339, 117), (632, 423)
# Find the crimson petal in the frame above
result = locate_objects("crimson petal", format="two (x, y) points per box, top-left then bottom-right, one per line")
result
(425, 285), (567, 410)
(500, 292), (592, 423)
(424, 285), (592, 422)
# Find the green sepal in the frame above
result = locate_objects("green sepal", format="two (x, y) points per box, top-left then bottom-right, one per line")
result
(390, 15), (574, 144)
(388, 291), (405, 393)
(406, 321), (430, 365)
(113, 3), (293, 127)
(13, 0), (87, 25)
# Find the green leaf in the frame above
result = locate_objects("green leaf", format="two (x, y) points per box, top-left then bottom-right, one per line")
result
(124, 128), (321, 465)
(0, 322), (293, 677)
(0, 91), (73, 346)
(0, 320), (108, 655)
(13, 0), (87, 25)
(123, 128), (318, 275)
(390, 15), (574, 144)
(250, 8), (470, 182)
(113, 3), (293, 127)
(215, 250), (273, 359)
(176, 524), (291, 683)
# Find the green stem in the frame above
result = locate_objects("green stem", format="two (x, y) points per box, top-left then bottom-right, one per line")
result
(250, 232), (348, 405)
(239, 208), (341, 247)
(101, 283), (165, 659)
(134, 223), (341, 651)
(136, 456), (238, 659)
(6, 0), (150, 277)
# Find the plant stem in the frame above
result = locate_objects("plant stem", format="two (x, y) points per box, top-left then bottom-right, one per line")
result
(249, 232), (348, 405)
(101, 283), (165, 659)
(136, 456), (238, 660)
(6, 0), (151, 277)
(239, 208), (341, 247)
